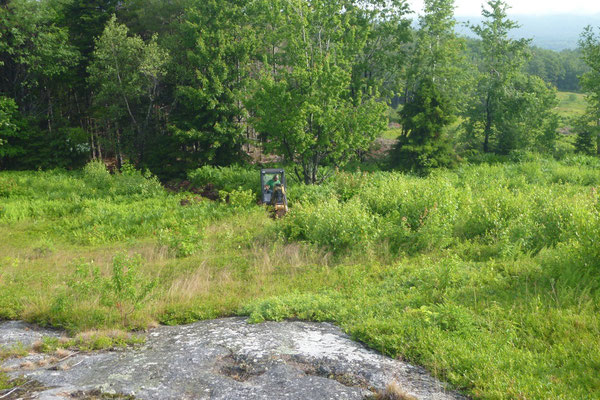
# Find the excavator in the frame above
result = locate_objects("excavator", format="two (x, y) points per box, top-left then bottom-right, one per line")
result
(260, 168), (288, 218)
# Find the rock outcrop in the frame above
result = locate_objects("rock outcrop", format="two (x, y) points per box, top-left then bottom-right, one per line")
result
(1, 318), (465, 400)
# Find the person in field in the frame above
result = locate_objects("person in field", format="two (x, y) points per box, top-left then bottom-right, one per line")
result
(266, 174), (280, 191)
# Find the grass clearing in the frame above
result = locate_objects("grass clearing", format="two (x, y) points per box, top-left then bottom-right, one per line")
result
(555, 91), (588, 117)
(1, 159), (599, 399)
(381, 127), (402, 140)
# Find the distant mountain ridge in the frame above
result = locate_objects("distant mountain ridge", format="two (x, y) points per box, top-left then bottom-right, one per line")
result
(453, 14), (600, 51)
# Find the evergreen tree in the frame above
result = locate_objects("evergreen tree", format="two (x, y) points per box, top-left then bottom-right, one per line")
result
(59, 0), (120, 81)
(575, 129), (597, 155)
(163, 0), (255, 176)
(391, 0), (462, 172)
(390, 79), (457, 172)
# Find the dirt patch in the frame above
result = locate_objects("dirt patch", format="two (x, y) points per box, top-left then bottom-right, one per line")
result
(283, 355), (374, 391)
(165, 180), (221, 204)
(368, 138), (396, 160)
(217, 354), (266, 382)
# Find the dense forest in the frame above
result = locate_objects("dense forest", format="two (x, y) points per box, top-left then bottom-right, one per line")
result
(0, 0), (599, 181)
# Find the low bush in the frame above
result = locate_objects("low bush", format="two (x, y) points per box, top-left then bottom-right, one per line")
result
(157, 223), (204, 258)
(279, 158), (600, 271)
(188, 165), (257, 193)
(47, 254), (157, 330)
(219, 187), (256, 209)
(282, 197), (379, 253)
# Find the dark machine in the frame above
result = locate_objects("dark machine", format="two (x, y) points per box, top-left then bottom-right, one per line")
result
(260, 168), (288, 217)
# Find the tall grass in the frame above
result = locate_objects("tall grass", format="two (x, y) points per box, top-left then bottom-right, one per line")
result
(1, 158), (599, 399)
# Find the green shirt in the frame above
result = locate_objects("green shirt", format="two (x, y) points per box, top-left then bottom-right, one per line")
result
(266, 178), (280, 190)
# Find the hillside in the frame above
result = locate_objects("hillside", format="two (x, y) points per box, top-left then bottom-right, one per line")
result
(455, 14), (600, 50)
(1, 159), (599, 399)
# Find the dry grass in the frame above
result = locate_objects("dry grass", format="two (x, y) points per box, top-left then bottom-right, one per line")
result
(19, 361), (35, 370)
(31, 341), (44, 353)
(54, 348), (73, 359)
(373, 382), (417, 400)
(167, 261), (213, 301)
(36, 358), (50, 367)
(53, 362), (71, 371)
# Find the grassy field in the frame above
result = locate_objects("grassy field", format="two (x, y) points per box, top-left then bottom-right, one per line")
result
(380, 127), (402, 140)
(1, 158), (600, 399)
(555, 91), (588, 117)
(382, 92), (587, 140)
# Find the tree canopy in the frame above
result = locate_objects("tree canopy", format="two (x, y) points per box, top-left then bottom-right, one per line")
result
(0, 0), (597, 176)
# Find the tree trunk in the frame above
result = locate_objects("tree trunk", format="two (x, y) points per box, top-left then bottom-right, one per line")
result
(96, 121), (103, 161)
(90, 119), (97, 160)
(483, 93), (492, 153)
(597, 118), (600, 156)
(116, 122), (123, 170)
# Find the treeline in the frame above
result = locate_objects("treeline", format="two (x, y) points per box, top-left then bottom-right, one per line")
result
(1, 0), (599, 181)
(527, 47), (588, 92)
(463, 39), (589, 93)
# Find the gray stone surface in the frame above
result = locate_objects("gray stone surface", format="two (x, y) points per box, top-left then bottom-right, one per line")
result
(1, 318), (465, 400)
(0, 321), (62, 348)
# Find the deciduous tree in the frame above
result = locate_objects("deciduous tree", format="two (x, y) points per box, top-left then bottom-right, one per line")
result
(249, 0), (395, 184)
(88, 15), (168, 166)
(579, 25), (600, 155)
(465, 0), (558, 154)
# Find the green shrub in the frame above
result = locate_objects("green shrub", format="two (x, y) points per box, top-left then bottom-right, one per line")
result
(157, 223), (204, 258)
(280, 158), (600, 258)
(48, 255), (156, 329)
(188, 165), (257, 193)
(244, 293), (341, 323)
(281, 197), (378, 253)
(83, 160), (113, 190)
(219, 187), (256, 209)
(103, 253), (157, 327)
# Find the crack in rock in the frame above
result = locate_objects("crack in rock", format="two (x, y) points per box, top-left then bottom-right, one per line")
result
(217, 354), (267, 382)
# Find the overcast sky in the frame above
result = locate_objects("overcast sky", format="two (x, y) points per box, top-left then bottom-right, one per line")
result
(406, 0), (600, 16)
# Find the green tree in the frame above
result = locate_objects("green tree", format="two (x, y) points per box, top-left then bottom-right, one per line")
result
(164, 0), (254, 176)
(391, 0), (463, 172)
(118, 0), (193, 40)
(0, 0), (79, 118)
(496, 75), (559, 154)
(465, 0), (557, 154)
(390, 79), (457, 171)
(88, 15), (168, 167)
(57, 0), (119, 85)
(579, 25), (600, 155)
(350, 0), (411, 100)
(574, 124), (597, 155)
(0, 0), (88, 169)
(249, 0), (392, 184)
(0, 96), (22, 165)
